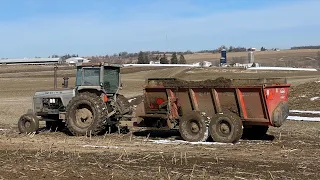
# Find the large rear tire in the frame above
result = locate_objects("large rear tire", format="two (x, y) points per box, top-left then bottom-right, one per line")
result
(66, 92), (107, 136)
(209, 113), (243, 143)
(179, 111), (209, 142)
(18, 114), (39, 133)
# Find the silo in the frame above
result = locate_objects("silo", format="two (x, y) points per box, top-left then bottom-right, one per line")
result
(248, 51), (254, 63)
(221, 49), (227, 63)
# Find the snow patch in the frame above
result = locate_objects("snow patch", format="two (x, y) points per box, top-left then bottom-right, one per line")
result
(310, 97), (319, 101)
(148, 139), (233, 145)
(128, 98), (136, 103)
(287, 116), (320, 122)
(82, 145), (119, 149)
(247, 67), (317, 71)
(299, 95), (306, 98)
(290, 110), (320, 114)
(0, 129), (8, 131)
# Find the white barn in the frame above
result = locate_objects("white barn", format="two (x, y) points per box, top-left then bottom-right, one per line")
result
(65, 57), (90, 65)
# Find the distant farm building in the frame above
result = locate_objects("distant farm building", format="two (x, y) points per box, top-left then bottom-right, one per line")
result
(0, 57), (91, 65)
(248, 48), (256, 51)
(0, 58), (62, 65)
(64, 57), (90, 65)
(193, 61), (212, 67)
(149, 60), (160, 64)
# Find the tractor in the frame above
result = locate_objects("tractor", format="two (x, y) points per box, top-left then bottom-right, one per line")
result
(18, 63), (132, 136)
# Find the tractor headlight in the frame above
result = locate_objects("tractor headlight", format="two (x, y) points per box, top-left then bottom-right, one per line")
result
(49, 99), (56, 104)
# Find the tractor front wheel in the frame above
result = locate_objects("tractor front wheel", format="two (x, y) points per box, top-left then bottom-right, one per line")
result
(18, 114), (39, 133)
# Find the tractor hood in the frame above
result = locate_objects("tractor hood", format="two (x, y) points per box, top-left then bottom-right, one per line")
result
(34, 89), (75, 106)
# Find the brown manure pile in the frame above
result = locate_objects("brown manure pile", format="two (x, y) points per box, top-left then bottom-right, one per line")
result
(289, 80), (320, 110)
(147, 77), (287, 88)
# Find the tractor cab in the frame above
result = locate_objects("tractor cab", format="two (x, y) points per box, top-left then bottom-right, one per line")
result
(75, 63), (123, 96)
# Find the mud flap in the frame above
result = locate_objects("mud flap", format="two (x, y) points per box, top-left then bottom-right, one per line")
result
(115, 94), (132, 115)
(272, 101), (289, 127)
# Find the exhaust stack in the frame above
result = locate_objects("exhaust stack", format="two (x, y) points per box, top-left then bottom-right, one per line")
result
(54, 65), (58, 90)
(62, 77), (69, 88)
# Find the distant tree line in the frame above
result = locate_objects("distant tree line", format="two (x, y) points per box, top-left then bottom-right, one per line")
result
(196, 45), (247, 53)
(40, 44), (320, 66)
(137, 51), (186, 64)
(104, 45), (251, 60)
(49, 54), (79, 61)
(291, 45), (320, 50)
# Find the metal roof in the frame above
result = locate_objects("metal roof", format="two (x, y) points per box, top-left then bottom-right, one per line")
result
(77, 62), (123, 68)
(0, 58), (61, 64)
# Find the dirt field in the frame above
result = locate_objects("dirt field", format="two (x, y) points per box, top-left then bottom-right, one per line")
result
(0, 120), (319, 180)
(183, 49), (320, 67)
(0, 65), (319, 179)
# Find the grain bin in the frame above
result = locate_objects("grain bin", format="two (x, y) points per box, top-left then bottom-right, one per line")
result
(221, 49), (227, 62)
(248, 51), (254, 63)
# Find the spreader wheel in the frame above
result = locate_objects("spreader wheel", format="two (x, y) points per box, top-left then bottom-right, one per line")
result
(179, 111), (209, 142)
(18, 114), (39, 133)
(209, 113), (243, 143)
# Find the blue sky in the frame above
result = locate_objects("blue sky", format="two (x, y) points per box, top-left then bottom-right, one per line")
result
(0, 0), (319, 58)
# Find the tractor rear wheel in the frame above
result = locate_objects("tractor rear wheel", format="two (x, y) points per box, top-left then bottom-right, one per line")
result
(209, 113), (243, 143)
(18, 114), (39, 133)
(66, 92), (107, 136)
(179, 111), (209, 142)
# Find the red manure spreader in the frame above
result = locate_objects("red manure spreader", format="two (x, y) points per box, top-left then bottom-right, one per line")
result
(124, 78), (290, 143)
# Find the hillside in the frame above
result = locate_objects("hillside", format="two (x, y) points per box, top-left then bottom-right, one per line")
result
(184, 49), (320, 67)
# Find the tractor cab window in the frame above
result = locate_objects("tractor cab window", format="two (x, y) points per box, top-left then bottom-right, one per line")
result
(76, 67), (100, 86)
(103, 67), (120, 94)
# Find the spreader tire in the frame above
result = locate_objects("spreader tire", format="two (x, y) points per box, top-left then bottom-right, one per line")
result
(209, 113), (243, 143)
(179, 111), (209, 142)
(18, 114), (39, 133)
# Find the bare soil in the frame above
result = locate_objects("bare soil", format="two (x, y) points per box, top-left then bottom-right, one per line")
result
(0, 65), (319, 179)
(0, 120), (319, 180)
